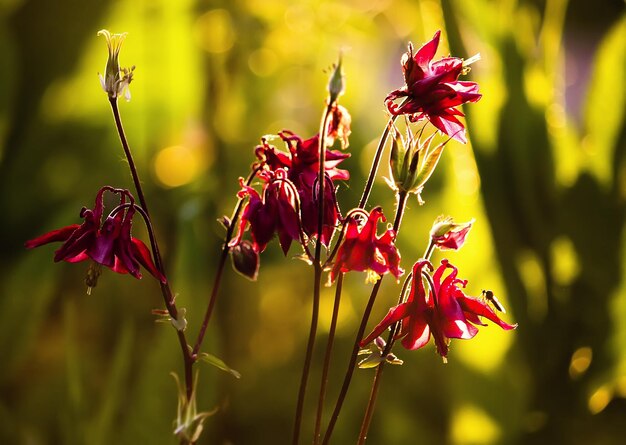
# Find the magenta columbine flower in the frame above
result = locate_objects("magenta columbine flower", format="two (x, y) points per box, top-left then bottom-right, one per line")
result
(385, 30), (482, 143)
(255, 131), (350, 246)
(230, 169), (301, 255)
(429, 217), (474, 251)
(25, 187), (165, 291)
(329, 207), (403, 283)
(361, 259), (516, 362)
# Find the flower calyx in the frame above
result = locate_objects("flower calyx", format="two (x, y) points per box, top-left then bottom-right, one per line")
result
(387, 123), (450, 203)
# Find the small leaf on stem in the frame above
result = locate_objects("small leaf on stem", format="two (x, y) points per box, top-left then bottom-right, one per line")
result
(198, 352), (242, 379)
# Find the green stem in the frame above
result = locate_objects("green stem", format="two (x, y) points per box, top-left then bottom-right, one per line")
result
(322, 190), (408, 445)
(108, 98), (194, 400)
(292, 101), (334, 445)
(313, 272), (344, 444)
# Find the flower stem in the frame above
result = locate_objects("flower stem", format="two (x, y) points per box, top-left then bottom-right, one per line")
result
(191, 165), (262, 357)
(292, 101), (334, 445)
(321, 190), (408, 445)
(313, 272), (344, 444)
(108, 98), (194, 400)
(358, 115), (397, 209)
(357, 237), (435, 443)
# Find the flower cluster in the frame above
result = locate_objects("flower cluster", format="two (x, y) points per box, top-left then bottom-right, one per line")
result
(229, 107), (352, 271)
(24, 27), (517, 445)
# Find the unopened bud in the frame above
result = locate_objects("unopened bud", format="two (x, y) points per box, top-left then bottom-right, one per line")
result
(230, 240), (259, 281)
(429, 217), (474, 251)
(328, 55), (345, 103)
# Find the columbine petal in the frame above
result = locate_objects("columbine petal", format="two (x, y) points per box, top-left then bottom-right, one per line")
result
(385, 30), (481, 142)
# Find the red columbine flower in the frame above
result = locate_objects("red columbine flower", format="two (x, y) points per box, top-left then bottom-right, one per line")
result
(429, 217), (474, 251)
(361, 259), (516, 362)
(230, 169), (301, 255)
(25, 187), (165, 290)
(329, 207), (403, 283)
(385, 30), (482, 144)
(255, 131), (349, 246)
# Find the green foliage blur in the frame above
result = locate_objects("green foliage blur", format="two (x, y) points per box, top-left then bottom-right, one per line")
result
(1, 0), (624, 444)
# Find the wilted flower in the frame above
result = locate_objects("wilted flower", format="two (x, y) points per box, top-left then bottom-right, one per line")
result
(25, 187), (164, 292)
(385, 30), (482, 143)
(329, 207), (403, 283)
(97, 29), (135, 101)
(326, 103), (351, 150)
(361, 259), (516, 361)
(429, 216), (474, 250)
(230, 170), (301, 255)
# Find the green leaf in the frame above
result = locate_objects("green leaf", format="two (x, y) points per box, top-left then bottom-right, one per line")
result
(198, 353), (241, 379)
(358, 352), (384, 369)
(584, 16), (625, 187)
(411, 135), (445, 192)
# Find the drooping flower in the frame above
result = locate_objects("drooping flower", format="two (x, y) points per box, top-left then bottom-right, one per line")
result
(25, 187), (165, 291)
(361, 259), (516, 361)
(255, 131), (350, 246)
(385, 30), (482, 143)
(329, 207), (403, 283)
(429, 216), (474, 251)
(230, 169), (301, 255)
(326, 103), (352, 150)
(97, 29), (135, 101)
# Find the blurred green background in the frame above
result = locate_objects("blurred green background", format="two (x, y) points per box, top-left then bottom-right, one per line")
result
(1, 0), (625, 443)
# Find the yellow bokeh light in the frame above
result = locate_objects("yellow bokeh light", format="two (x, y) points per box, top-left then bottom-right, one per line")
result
(550, 236), (581, 287)
(516, 249), (548, 321)
(195, 9), (236, 54)
(588, 385), (612, 415)
(451, 404), (501, 445)
(318, 288), (357, 334)
(569, 346), (592, 379)
(153, 145), (201, 188)
(248, 48), (279, 77)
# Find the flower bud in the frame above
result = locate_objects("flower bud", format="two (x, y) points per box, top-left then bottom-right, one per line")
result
(429, 217), (474, 251)
(230, 240), (259, 281)
(327, 55), (345, 103)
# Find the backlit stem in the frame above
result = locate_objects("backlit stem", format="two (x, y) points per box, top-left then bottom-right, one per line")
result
(322, 190), (408, 444)
(292, 101), (334, 445)
(109, 98), (194, 400)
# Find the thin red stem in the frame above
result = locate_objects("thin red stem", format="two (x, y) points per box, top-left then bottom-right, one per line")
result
(321, 190), (408, 445)
(357, 239), (436, 443)
(313, 272), (344, 444)
(358, 115), (397, 209)
(292, 101), (334, 445)
(109, 98), (194, 400)
(191, 165), (261, 357)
